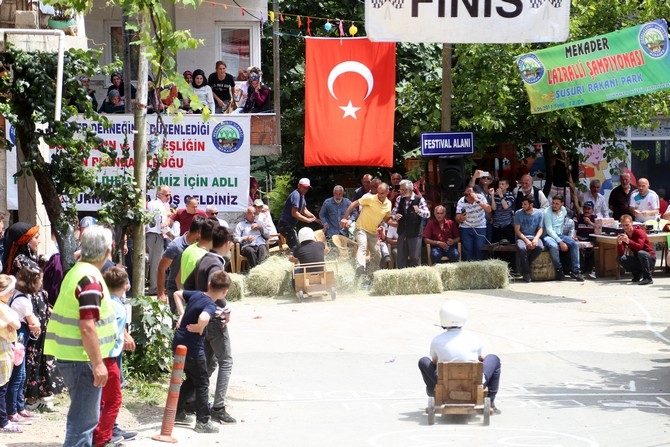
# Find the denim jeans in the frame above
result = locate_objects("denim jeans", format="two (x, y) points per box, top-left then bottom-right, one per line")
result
(205, 323), (232, 409)
(460, 227), (486, 261)
(618, 251), (656, 280)
(57, 360), (103, 447)
(6, 326), (29, 415)
(543, 235), (580, 271)
(418, 354), (502, 405)
(430, 245), (460, 264)
(516, 237), (544, 275)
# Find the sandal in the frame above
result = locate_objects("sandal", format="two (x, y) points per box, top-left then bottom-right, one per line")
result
(0, 422), (22, 433)
(19, 409), (40, 419)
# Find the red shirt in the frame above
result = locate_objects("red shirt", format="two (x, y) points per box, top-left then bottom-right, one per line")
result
(617, 228), (655, 257)
(423, 218), (460, 243)
(170, 208), (208, 235)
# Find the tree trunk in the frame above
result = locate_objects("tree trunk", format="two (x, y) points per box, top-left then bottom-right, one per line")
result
(131, 12), (149, 296)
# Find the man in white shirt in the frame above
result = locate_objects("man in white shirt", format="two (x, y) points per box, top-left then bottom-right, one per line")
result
(146, 186), (172, 294)
(630, 177), (660, 223)
(455, 187), (491, 261)
(581, 179), (609, 219)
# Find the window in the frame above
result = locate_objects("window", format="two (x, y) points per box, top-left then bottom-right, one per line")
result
(217, 23), (259, 80)
(109, 25), (140, 81)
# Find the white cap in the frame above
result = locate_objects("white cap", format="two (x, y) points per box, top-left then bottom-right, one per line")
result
(299, 178), (311, 187)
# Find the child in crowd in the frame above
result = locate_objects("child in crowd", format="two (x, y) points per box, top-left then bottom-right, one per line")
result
(6, 264), (42, 425)
(173, 270), (231, 434)
(93, 266), (135, 447)
(0, 275), (20, 433)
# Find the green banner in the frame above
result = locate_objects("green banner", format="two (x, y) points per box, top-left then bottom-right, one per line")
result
(517, 20), (670, 114)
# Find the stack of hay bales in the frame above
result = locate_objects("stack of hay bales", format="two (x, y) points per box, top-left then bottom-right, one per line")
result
(226, 273), (246, 301)
(246, 256), (294, 296)
(434, 260), (509, 290)
(370, 266), (443, 296)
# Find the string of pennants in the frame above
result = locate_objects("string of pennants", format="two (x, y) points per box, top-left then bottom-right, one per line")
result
(206, 0), (364, 36)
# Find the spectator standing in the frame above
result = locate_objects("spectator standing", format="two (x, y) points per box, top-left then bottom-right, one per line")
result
(208, 61), (236, 114)
(106, 72), (136, 101)
(206, 205), (229, 229)
(172, 272), (231, 434)
(278, 178), (317, 250)
(657, 188), (669, 217)
(392, 180), (431, 268)
(146, 186), (172, 295)
(617, 214), (655, 285)
(76, 76), (98, 113)
(98, 90), (125, 114)
(388, 172), (403, 206)
(468, 170), (494, 241)
(629, 178), (660, 223)
(166, 196), (208, 236)
(514, 195), (544, 283)
(44, 226), (118, 447)
(422, 205), (460, 264)
(581, 179), (609, 219)
(156, 217), (205, 314)
(353, 174), (372, 201)
(248, 177), (261, 206)
(319, 186), (352, 238)
(340, 184), (392, 278)
(239, 74), (271, 113)
(514, 174), (549, 211)
(490, 178), (515, 243)
(190, 69), (215, 114)
(609, 172), (634, 220)
(0, 274), (20, 433)
(575, 201), (597, 279)
(455, 188), (491, 261)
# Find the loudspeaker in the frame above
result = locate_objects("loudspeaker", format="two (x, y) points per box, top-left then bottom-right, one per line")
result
(439, 157), (465, 191)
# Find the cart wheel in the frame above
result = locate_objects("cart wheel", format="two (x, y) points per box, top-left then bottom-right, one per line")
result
(331, 288), (337, 300)
(483, 397), (491, 426)
(297, 291), (304, 303)
(427, 396), (435, 425)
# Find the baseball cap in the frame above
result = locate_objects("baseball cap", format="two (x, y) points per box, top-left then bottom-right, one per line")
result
(298, 178), (311, 187)
(253, 199), (264, 207)
(583, 201), (594, 208)
(79, 216), (98, 228)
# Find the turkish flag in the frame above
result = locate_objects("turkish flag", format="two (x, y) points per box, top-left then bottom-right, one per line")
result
(305, 37), (396, 167)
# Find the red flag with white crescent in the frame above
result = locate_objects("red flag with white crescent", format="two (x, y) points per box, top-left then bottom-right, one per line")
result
(305, 37), (396, 167)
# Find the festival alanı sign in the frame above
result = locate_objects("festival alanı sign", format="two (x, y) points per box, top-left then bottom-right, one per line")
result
(365, 0), (571, 43)
(6, 115), (251, 212)
(517, 19), (670, 114)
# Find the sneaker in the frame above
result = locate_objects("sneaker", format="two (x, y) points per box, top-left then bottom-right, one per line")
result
(174, 411), (194, 425)
(113, 427), (138, 441)
(522, 274), (532, 283)
(639, 278), (654, 285)
(555, 269), (565, 281)
(630, 276), (641, 283)
(425, 386), (435, 397)
(588, 272), (597, 280)
(193, 420), (219, 433)
(570, 271), (585, 281)
(18, 409), (40, 419)
(102, 435), (124, 447)
(8, 414), (33, 425)
(210, 407), (237, 424)
(25, 400), (55, 412)
(0, 421), (22, 433)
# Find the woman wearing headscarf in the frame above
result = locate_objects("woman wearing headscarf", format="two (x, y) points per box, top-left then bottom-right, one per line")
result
(2, 223), (63, 413)
(190, 69), (215, 114)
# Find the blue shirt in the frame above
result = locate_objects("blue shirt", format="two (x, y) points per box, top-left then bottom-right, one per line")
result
(163, 235), (190, 291)
(514, 209), (543, 238)
(544, 205), (567, 243)
(279, 189), (306, 227)
(109, 293), (128, 358)
(172, 290), (217, 357)
(492, 191), (515, 228)
(319, 197), (352, 237)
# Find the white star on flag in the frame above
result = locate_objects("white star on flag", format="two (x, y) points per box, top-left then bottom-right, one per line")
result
(339, 101), (361, 119)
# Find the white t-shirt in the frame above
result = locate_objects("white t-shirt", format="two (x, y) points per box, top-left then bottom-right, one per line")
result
(456, 194), (487, 229)
(10, 292), (33, 323)
(429, 328), (482, 363)
(629, 189), (660, 222)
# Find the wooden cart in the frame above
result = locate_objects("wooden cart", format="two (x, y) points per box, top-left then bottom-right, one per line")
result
(427, 362), (490, 426)
(293, 261), (337, 302)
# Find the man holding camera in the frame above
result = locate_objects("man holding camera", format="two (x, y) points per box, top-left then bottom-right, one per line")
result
(617, 214), (655, 285)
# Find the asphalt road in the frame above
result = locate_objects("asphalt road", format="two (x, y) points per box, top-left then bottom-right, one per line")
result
(20, 275), (669, 447)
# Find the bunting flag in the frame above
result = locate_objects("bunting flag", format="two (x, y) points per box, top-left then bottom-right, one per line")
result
(304, 37), (396, 167)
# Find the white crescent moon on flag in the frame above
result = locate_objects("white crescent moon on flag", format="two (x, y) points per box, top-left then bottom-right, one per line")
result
(327, 61), (374, 100)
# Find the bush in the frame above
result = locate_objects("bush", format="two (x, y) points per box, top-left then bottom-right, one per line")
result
(125, 295), (175, 381)
(266, 173), (294, 219)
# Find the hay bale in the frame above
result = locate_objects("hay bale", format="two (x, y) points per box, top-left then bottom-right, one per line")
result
(370, 266), (443, 296)
(246, 256), (294, 296)
(226, 273), (246, 301)
(434, 260), (509, 290)
(333, 260), (357, 294)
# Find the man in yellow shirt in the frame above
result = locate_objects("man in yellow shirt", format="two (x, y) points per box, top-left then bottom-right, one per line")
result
(340, 183), (392, 279)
